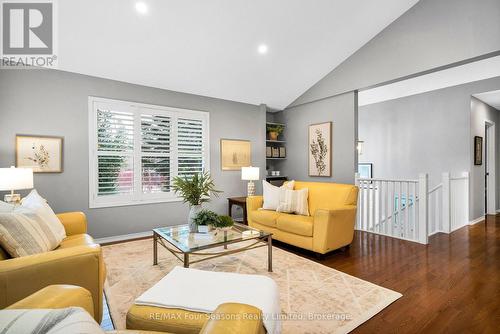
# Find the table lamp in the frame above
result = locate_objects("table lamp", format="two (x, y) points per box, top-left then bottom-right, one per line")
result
(241, 166), (259, 196)
(0, 166), (34, 203)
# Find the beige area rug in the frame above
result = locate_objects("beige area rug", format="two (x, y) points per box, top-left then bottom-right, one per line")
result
(103, 239), (401, 334)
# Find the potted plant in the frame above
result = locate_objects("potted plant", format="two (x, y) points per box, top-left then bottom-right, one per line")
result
(214, 215), (235, 231)
(266, 124), (284, 141)
(193, 209), (219, 233)
(172, 171), (222, 232)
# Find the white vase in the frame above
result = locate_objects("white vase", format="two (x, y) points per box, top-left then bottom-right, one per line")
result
(197, 225), (212, 233)
(188, 205), (202, 232)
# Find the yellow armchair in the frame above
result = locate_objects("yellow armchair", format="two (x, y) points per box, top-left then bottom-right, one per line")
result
(247, 182), (359, 254)
(0, 212), (105, 322)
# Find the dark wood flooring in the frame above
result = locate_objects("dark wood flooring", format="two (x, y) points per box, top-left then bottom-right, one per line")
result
(102, 216), (500, 333)
(273, 215), (500, 333)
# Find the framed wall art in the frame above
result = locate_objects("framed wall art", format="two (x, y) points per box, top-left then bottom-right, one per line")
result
(16, 135), (63, 173)
(220, 139), (251, 171)
(308, 122), (332, 177)
(474, 136), (483, 166)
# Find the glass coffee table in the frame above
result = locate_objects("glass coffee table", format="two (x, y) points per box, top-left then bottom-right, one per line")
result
(153, 223), (273, 272)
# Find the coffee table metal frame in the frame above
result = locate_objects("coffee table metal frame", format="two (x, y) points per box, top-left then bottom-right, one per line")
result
(153, 224), (273, 272)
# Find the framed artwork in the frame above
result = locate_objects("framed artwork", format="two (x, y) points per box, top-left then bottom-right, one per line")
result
(279, 147), (286, 158)
(308, 122), (332, 177)
(16, 135), (63, 173)
(358, 163), (373, 179)
(474, 136), (483, 166)
(220, 139), (251, 171)
(266, 146), (272, 158)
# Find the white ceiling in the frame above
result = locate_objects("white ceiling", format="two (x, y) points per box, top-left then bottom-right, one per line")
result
(358, 56), (500, 107)
(57, 0), (419, 109)
(474, 90), (500, 110)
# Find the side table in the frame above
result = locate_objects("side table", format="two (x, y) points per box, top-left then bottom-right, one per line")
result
(227, 197), (248, 225)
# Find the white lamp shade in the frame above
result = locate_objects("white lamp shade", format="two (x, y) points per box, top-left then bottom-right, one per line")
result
(0, 167), (34, 191)
(241, 166), (260, 181)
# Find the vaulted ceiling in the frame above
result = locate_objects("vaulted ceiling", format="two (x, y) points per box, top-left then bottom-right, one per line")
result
(58, 0), (419, 109)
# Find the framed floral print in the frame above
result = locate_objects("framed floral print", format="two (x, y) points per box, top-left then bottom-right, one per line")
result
(16, 135), (63, 173)
(308, 122), (332, 177)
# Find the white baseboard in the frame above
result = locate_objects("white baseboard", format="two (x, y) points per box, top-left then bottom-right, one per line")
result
(469, 217), (485, 225)
(94, 231), (152, 245)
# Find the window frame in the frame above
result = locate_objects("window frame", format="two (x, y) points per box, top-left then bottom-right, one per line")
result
(88, 96), (210, 208)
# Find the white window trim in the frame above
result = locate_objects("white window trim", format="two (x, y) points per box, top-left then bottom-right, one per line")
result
(88, 96), (210, 208)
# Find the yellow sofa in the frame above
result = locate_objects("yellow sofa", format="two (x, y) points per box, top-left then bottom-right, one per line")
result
(6, 285), (265, 334)
(247, 181), (359, 254)
(0, 212), (105, 322)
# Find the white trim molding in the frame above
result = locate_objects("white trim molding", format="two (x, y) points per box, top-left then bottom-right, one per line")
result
(94, 231), (152, 245)
(469, 217), (485, 225)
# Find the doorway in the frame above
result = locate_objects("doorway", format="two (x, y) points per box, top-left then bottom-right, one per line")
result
(485, 120), (496, 216)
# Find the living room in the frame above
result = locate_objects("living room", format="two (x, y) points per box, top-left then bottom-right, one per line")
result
(1, 0), (500, 333)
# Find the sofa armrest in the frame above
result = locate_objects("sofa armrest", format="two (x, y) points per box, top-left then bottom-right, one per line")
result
(0, 244), (105, 322)
(246, 196), (263, 212)
(57, 212), (88, 236)
(313, 205), (357, 254)
(6, 285), (95, 318)
(200, 303), (265, 334)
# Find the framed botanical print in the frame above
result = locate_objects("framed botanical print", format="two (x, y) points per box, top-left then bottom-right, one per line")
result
(308, 122), (332, 177)
(474, 136), (483, 166)
(16, 135), (63, 173)
(220, 139), (251, 171)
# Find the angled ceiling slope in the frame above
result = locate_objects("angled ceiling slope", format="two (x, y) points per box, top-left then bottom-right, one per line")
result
(57, 0), (419, 109)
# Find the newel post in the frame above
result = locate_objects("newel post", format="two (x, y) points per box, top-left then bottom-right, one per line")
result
(418, 173), (429, 244)
(354, 173), (360, 230)
(442, 172), (451, 233)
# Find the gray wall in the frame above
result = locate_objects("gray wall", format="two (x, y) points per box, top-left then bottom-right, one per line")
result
(290, 0), (500, 107)
(276, 92), (357, 184)
(0, 70), (266, 238)
(470, 97), (500, 219)
(358, 76), (500, 221)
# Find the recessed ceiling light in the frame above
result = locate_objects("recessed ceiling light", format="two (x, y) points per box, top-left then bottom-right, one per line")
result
(135, 2), (148, 15)
(258, 44), (268, 54)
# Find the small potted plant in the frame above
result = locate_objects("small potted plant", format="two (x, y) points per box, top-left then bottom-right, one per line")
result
(214, 215), (235, 231)
(193, 209), (219, 233)
(266, 124), (284, 141)
(172, 171), (222, 232)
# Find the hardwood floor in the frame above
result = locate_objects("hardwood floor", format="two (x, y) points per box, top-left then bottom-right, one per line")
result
(274, 215), (500, 333)
(101, 216), (500, 333)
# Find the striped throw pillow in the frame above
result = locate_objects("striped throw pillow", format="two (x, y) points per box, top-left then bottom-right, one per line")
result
(276, 188), (310, 216)
(0, 207), (63, 257)
(0, 308), (105, 334)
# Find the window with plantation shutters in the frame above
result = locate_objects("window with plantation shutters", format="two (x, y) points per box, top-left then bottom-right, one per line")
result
(89, 97), (209, 208)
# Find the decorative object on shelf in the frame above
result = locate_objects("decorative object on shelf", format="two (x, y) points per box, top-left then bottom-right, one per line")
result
(271, 171), (281, 176)
(172, 171), (222, 232)
(241, 166), (259, 196)
(358, 163), (373, 179)
(279, 147), (286, 158)
(214, 215), (235, 231)
(0, 166), (34, 203)
(308, 122), (332, 177)
(474, 136), (483, 165)
(16, 135), (63, 173)
(220, 139), (251, 171)
(357, 140), (364, 155)
(271, 147), (280, 158)
(266, 123), (284, 141)
(193, 209), (219, 233)
(266, 146), (272, 158)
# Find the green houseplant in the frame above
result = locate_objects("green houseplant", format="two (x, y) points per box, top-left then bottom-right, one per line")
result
(266, 124), (284, 141)
(214, 215), (235, 231)
(193, 209), (219, 233)
(172, 171), (222, 232)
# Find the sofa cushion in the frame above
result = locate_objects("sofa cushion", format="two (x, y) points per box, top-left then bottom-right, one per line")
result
(249, 210), (280, 228)
(58, 234), (96, 249)
(276, 214), (313, 237)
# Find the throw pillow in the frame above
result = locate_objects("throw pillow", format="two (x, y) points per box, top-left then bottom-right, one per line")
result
(262, 180), (295, 210)
(0, 307), (105, 334)
(277, 188), (310, 216)
(21, 189), (66, 241)
(0, 207), (62, 257)
(0, 201), (14, 212)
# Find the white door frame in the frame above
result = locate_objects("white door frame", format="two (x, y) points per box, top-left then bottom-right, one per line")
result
(485, 120), (496, 215)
